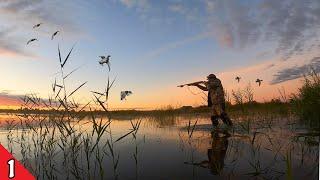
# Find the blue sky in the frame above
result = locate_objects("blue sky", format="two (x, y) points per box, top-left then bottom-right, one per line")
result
(0, 0), (319, 109)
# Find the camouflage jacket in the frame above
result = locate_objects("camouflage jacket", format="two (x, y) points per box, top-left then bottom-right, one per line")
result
(206, 78), (225, 106)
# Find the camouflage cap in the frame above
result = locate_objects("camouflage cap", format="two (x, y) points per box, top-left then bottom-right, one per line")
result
(207, 74), (216, 79)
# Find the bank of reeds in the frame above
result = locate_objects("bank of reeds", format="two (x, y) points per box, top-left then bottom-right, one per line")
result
(290, 70), (320, 129)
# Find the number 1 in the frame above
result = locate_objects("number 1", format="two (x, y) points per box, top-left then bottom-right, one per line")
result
(7, 159), (15, 179)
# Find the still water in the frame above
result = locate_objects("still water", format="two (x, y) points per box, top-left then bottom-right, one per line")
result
(0, 113), (318, 179)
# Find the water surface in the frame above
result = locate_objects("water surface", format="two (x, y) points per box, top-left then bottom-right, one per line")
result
(0, 113), (318, 179)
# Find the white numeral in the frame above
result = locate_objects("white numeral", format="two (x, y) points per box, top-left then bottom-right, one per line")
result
(7, 159), (15, 178)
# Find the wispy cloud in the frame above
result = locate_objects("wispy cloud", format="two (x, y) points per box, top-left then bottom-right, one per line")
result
(271, 57), (320, 84)
(204, 0), (215, 11)
(0, 0), (82, 33)
(167, 2), (201, 22)
(264, 63), (275, 70)
(0, 27), (35, 58)
(0, 0), (86, 58)
(141, 32), (213, 61)
(154, 0), (320, 60)
(118, 0), (150, 11)
(118, 0), (320, 61)
(206, 0), (320, 60)
(255, 51), (274, 60)
(168, 4), (186, 14)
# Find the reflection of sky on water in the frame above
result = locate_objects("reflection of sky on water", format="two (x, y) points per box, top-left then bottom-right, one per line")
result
(0, 114), (318, 179)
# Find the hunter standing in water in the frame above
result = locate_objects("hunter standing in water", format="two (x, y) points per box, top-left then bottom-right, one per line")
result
(189, 74), (233, 126)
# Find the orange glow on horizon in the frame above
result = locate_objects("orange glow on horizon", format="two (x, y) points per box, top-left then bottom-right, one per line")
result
(0, 96), (22, 109)
(0, 78), (304, 110)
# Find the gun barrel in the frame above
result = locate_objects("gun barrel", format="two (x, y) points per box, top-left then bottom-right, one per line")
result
(177, 81), (206, 87)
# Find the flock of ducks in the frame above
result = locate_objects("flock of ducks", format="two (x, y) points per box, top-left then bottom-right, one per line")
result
(27, 23), (60, 45)
(235, 76), (263, 86)
(28, 23), (133, 101)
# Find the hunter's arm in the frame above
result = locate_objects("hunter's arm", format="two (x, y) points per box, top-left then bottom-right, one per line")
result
(193, 84), (208, 91)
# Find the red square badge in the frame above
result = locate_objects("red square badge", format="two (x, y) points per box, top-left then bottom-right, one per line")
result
(0, 144), (35, 180)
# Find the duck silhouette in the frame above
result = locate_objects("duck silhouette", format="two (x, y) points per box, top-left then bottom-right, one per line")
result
(27, 38), (37, 45)
(121, 91), (132, 101)
(99, 55), (111, 71)
(235, 76), (241, 83)
(256, 79), (263, 86)
(33, 23), (42, 29)
(51, 31), (60, 40)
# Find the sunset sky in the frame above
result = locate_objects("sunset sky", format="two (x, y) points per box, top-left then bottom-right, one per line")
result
(0, 0), (320, 109)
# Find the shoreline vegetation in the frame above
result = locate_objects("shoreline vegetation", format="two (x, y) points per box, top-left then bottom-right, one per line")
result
(1, 71), (318, 127)
(0, 76), (318, 129)
(0, 98), (316, 130)
(0, 100), (291, 116)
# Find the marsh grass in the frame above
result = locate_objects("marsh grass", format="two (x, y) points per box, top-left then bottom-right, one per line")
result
(285, 149), (293, 180)
(187, 118), (198, 138)
(0, 44), (142, 180)
(291, 70), (320, 128)
(130, 119), (142, 179)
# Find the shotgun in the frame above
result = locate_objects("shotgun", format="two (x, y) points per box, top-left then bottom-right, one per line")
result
(177, 81), (206, 87)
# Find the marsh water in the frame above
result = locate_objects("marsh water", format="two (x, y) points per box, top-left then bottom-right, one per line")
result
(0, 113), (318, 179)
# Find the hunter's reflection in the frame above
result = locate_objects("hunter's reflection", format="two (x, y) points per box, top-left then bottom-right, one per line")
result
(207, 131), (229, 175)
(186, 131), (229, 175)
